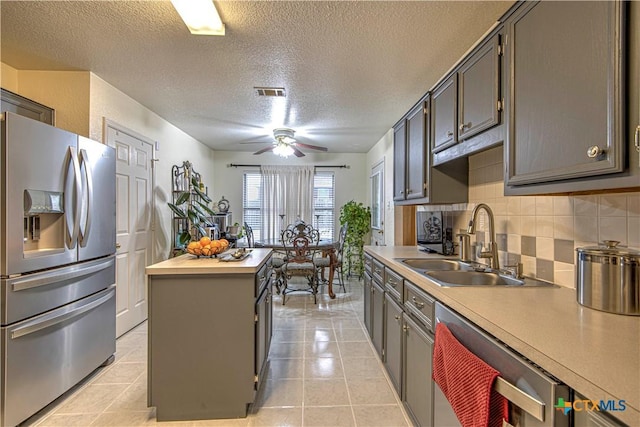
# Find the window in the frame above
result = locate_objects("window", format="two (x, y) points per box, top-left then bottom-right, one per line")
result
(243, 171), (335, 241)
(242, 172), (263, 241)
(313, 172), (335, 240)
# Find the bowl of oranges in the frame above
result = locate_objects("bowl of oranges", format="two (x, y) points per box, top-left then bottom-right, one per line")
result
(186, 237), (230, 258)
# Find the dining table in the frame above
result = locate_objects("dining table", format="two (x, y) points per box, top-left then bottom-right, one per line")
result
(255, 237), (339, 299)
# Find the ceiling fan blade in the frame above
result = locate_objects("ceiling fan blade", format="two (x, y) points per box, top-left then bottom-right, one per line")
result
(294, 142), (328, 152)
(240, 141), (273, 145)
(292, 147), (305, 157)
(253, 146), (275, 155)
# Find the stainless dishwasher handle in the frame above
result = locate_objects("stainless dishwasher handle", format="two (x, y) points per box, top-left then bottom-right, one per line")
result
(494, 377), (545, 422)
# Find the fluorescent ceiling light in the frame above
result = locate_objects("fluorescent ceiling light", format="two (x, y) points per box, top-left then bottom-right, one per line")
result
(171, 0), (225, 36)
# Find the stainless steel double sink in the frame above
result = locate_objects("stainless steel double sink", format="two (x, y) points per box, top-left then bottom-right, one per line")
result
(396, 258), (554, 287)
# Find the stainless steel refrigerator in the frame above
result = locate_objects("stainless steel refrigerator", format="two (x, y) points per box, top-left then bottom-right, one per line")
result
(0, 112), (117, 426)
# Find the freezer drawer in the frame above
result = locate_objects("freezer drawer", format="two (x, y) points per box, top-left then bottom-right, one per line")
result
(0, 256), (115, 325)
(0, 286), (115, 427)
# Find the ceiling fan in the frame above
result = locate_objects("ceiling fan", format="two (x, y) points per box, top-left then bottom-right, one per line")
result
(250, 128), (328, 158)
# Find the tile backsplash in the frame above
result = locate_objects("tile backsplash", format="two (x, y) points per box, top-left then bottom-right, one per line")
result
(423, 146), (640, 288)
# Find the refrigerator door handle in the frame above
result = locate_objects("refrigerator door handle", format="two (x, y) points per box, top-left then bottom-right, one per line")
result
(78, 148), (93, 246)
(64, 146), (82, 249)
(10, 287), (114, 339)
(11, 257), (113, 292)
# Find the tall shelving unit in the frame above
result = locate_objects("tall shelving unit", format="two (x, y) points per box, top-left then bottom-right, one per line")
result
(170, 161), (212, 257)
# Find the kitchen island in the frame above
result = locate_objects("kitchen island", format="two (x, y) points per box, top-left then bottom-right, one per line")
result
(145, 249), (272, 421)
(365, 246), (640, 426)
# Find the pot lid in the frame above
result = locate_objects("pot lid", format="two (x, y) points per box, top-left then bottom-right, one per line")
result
(577, 240), (640, 256)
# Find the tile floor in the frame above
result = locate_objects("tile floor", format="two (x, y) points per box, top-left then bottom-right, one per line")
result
(25, 278), (412, 427)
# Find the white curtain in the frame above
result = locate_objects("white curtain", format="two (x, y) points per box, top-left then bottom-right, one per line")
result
(261, 165), (314, 241)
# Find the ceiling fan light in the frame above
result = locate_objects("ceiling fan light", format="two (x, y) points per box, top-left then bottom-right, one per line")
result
(171, 0), (225, 36)
(273, 143), (294, 158)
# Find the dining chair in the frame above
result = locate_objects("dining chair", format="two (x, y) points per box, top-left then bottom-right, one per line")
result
(243, 222), (255, 248)
(313, 223), (348, 292)
(280, 226), (321, 304)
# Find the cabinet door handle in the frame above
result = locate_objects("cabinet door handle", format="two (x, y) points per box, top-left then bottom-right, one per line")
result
(374, 268), (382, 275)
(634, 126), (640, 152)
(406, 189), (412, 194)
(459, 122), (471, 131)
(412, 296), (424, 309)
(387, 279), (397, 288)
(394, 315), (401, 321)
(587, 145), (605, 159)
(446, 131), (454, 137)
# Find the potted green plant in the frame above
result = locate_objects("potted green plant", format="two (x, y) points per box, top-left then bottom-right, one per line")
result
(168, 176), (216, 248)
(339, 200), (371, 278)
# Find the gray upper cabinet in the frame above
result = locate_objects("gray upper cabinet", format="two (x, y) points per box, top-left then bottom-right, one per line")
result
(432, 32), (502, 157)
(458, 34), (501, 141)
(504, 1), (629, 193)
(406, 101), (428, 200)
(1, 88), (55, 125)
(393, 94), (468, 206)
(393, 96), (427, 203)
(431, 76), (457, 153)
(393, 121), (408, 201)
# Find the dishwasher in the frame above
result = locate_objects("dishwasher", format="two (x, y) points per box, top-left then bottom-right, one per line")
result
(434, 302), (571, 427)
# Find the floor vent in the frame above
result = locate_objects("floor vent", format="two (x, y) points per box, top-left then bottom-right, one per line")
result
(255, 87), (286, 97)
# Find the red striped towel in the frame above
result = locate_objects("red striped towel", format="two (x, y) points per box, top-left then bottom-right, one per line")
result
(432, 322), (509, 427)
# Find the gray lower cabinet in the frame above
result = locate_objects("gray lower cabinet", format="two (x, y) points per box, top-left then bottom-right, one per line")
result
(371, 278), (385, 358)
(365, 257), (435, 427)
(384, 293), (403, 395)
(403, 313), (434, 427)
(255, 283), (272, 391)
(503, 0), (631, 194)
(148, 268), (272, 421)
(364, 271), (373, 337)
(364, 265), (384, 359)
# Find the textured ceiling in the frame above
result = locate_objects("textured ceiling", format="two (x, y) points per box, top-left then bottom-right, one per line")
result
(1, 1), (513, 154)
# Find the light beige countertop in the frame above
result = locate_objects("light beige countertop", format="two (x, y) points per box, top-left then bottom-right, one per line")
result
(365, 245), (640, 426)
(145, 249), (272, 275)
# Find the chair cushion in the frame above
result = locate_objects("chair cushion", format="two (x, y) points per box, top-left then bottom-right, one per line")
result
(283, 262), (315, 273)
(313, 258), (331, 267)
(270, 258), (285, 268)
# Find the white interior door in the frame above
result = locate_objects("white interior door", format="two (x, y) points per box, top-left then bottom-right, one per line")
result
(105, 120), (154, 337)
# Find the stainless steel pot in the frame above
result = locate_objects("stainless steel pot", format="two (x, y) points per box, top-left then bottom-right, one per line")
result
(576, 241), (640, 316)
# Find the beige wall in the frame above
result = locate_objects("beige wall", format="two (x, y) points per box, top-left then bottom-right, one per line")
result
(420, 146), (640, 288)
(17, 70), (91, 136)
(1, 63), (19, 92)
(212, 151), (367, 238)
(370, 128), (639, 288)
(365, 129), (395, 246)
(88, 74), (215, 262)
(1, 64), (217, 262)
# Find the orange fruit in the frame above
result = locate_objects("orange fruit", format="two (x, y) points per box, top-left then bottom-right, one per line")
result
(187, 241), (199, 250)
(200, 236), (211, 246)
(219, 239), (229, 248)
